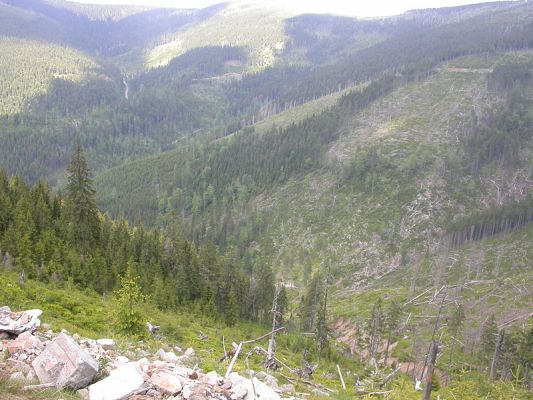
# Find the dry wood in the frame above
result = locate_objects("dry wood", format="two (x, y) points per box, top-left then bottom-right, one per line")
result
(279, 373), (337, 394)
(404, 287), (433, 306)
(499, 312), (533, 328)
(422, 341), (439, 400)
(380, 366), (401, 388)
(224, 327), (285, 378)
(252, 346), (296, 373)
(22, 382), (55, 391)
(336, 364), (346, 390)
(357, 390), (393, 397)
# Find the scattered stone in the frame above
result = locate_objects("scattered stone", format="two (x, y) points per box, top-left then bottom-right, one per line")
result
(88, 362), (144, 400)
(156, 348), (180, 363)
(6, 331), (43, 354)
(150, 371), (183, 395)
(10, 371), (25, 381)
(0, 307), (42, 335)
(229, 372), (280, 400)
(113, 355), (130, 368)
(96, 338), (115, 351)
(201, 370), (221, 386)
(77, 388), (90, 400)
(263, 374), (279, 390)
(255, 371), (267, 380)
(7, 359), (31, 374)
(32, 332), (98, 389)
(279, 383), (295, 394)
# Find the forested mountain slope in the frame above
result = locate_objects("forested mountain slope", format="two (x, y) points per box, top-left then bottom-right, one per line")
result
(0, 1), (532, 396)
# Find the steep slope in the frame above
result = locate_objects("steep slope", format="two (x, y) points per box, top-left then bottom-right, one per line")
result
(0, 36), (102, 115)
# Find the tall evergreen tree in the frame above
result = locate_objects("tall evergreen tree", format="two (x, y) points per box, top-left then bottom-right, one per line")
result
(65, 139), (100, 254)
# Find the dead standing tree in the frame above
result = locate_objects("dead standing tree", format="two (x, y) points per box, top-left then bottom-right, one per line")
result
(422, 340), (439, 400)
(265, 284), (282, 369)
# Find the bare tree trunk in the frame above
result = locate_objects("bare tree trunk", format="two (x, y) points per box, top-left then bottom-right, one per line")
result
(420, 290), (447, 381)
(384, 330), (392, 366)
(265, 285), (280, 368)
(422, 340), (439, 400)
(490, 329), (505, 382)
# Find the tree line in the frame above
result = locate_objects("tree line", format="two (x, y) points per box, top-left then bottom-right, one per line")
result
(0, 142), (283, 327)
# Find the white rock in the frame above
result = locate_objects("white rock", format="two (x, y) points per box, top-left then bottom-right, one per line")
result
(229, 373), (280, 400)
(263, 374), (279, 390)
(201, 370), (221, 386)
(32, 332), (98, 389)
(96, 339), (115, 351)
(113, 355), (130, 368)
(88, 362), (144, 400)
(156, 348), (179, 363)
(0, 308), (42, 334)
(10, 371), (25, 381)
(184, 347), (195, 357)
(150, 371), (183, 395)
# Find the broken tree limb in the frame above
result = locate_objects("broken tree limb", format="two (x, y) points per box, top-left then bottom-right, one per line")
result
(224, 327), (285, 378)
(380, 366), (401, 388)
(242, 327), (285, 345)
(404, 287), (433, 306)
(336, 364), (346, 390)
(279, 373), (337, 394)
(22, 382), (55, 391)
(225, 342), (243, 378)
(357, 391), (393, 397)
(252, 346), (296, 373)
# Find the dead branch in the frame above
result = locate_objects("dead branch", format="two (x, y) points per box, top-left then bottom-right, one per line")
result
(224, 327), (285, 378)
(357, 390), (393, 397)
(499, 312), (533, 328)
(379, 366), (401, 388)
(279, 373), (337, 394)
(22, 382), (55, 391)
(404, 287), (433, 306)
(336, 364), (346, 390)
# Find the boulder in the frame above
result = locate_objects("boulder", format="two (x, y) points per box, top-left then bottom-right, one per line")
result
(32, 332), (98, 389)
(0, 308), (42, 334)
(6, 331), (43, 354)
(156, 348), (179, 363)
(88, 362), (145, 400)
(279, 383), (295, 394)
(263, 374), (279, 390)
(201, 370), (221, 386)
(228, 373), (280, 400)
(150, 371), (183, 395)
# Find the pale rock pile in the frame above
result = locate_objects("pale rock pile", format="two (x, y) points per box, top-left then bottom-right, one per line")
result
(0, 306), (294, 400)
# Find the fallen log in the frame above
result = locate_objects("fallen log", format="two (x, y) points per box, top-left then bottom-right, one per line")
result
(279, 372), (337, 394)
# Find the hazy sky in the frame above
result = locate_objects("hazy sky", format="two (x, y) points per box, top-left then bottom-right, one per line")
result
(67, 0), (508, 17)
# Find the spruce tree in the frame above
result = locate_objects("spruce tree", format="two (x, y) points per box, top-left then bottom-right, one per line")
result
(65, 139), (99, 254)
(225, 287), (238, 326)
(479, 314), (498, 368)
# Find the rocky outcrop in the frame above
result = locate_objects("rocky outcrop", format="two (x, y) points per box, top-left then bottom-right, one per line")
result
(0, 306), (42, 335)
(0, 307), (293, 399)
